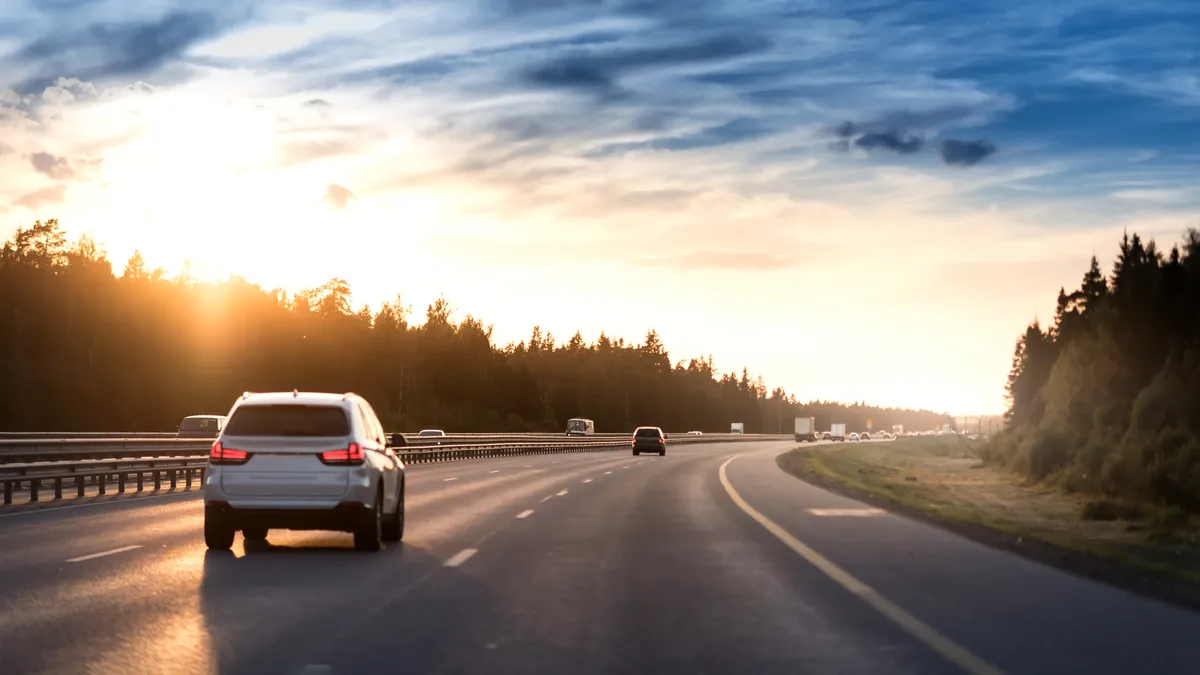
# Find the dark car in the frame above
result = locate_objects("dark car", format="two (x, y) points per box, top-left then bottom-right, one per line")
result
(177, 415), (227, 439)
(632, 426), (666, 456)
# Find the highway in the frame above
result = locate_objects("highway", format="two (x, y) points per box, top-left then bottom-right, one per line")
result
(1, 440), (1198, 674)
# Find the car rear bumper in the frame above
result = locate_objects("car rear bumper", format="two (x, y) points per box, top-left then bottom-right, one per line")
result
(205, 501), (371, 532)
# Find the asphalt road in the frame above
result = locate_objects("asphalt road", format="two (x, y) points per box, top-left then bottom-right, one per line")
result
(0, 441), (1198, 675)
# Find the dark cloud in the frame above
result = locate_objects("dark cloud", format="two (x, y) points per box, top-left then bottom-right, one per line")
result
(635, 249), (796, 272)
(323, 184), (356, 210)
(14, 184), (68, 209)
(939, 139), (998, 166)
(854, 129), (924, 154)
(302, 99), (332, 108)
(30, 152), (74, 179)
(522, 33), (772, 93)
(14, 11), (231, 91)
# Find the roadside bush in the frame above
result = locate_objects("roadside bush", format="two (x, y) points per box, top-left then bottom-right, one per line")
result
(1015, 424), (1071, 481)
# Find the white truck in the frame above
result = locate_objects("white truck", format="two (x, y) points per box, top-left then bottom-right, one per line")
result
(794, 417), (816, 442)
(730, 422), (744, 435)
(830, 423), (847, 442)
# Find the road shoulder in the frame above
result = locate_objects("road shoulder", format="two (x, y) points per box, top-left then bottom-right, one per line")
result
(777, 441), (1200, 614)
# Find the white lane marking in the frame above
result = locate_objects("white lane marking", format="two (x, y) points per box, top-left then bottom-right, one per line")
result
(551, 460), (559, 464)
(718, 457), (1005, 675)
(524, 465), (533, 468)
(0, 491), (201, 519)
(66, 545), (143, 563)
(541, 496), (553, 502)
(807, 508), (886, 517)
(622, 465), (629, 469)
(604, 471), (613, 475)
(443, 477), (458, 482)
(516, 509), (534, 519)
(556, 489), (569, 496)
(489, 470), (501, 474)
(444, 548), (478, 568)
(581, 478), (593, 483)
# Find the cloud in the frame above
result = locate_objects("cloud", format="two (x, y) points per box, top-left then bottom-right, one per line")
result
(13, 184), (68, 209)
(521, 33), (772, 93)
(30, 152), (74, 179)
(938, 139), (998, 166)
(855, 129), (924, 155)
(12, 11), (232, 91)
(302, 99), (332, 108)
(323, 184), (356, 209)
(634, 249), (797, 272)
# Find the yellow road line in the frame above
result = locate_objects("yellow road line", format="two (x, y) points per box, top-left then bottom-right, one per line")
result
(718, 455), (1005, 675)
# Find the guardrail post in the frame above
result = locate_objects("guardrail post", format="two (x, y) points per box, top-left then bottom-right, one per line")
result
(76, 476), (85, 498)
(98, 474), (106, 495)
(118, 473), (126, 493)
(54, 477), (63, 500)
(186, 469), (193, 489)
(3, 481), (10, 505)
(30, 478), (38, 502)
(136, 471), (143, 492)
(170, 470), (177, 490)
(154, 471), (161, 491)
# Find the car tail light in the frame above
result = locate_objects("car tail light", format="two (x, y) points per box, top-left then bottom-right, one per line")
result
(658, 437), (664, 444)
(320, 442), (365, 465)
(210, 441), (250, 465)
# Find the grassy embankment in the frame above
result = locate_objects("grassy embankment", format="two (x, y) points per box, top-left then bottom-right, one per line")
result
(778, 436), (1200, 607)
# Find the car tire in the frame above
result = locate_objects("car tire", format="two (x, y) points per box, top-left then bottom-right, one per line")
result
(205, 515), (235, 550)
(632, 450), (640, 456)
(243, 525), (268, 541)
(382, 483), (404, 543)
(355, 493), (383, 552)
(659, 449), (665, 456)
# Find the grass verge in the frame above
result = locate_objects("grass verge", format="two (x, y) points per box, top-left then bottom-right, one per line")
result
(778, 437), (1200, 612)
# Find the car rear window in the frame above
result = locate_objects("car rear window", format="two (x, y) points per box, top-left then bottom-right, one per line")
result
(635, 428), (661, 437)
(224, 405), (350, 437)
(179, 417), (219, 431)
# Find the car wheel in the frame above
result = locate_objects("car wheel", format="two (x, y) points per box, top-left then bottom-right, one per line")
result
(382, 483), (404, 543)
(632, 450), (640, 456)
(205, 515), (235, 550)
(355, 492), (383, 552)
(659, 449), (665, 456)
(243, 525), (268, 541)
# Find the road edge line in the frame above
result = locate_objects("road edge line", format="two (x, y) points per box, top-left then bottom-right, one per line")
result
(717, 455), (1006, 675)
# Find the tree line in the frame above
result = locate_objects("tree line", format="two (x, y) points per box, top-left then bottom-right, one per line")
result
(992, 227), (1200, 511)
(0, 219), (950, 434)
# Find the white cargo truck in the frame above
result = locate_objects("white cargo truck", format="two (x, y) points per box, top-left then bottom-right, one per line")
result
(830, 423), (847, 442)
(730, 422), (744, 434)
(794, 417), (816, 442)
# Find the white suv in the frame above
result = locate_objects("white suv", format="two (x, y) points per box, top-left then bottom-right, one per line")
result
(203, 391), (405, 552)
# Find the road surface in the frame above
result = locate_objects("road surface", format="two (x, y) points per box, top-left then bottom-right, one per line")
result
(0, 440), (1197, 674)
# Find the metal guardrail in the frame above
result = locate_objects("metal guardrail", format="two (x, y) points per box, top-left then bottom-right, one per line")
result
(0, 434), (787, 505)
(0, 433), (779, 463)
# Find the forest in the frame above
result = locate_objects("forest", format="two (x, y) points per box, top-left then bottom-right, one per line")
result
(0, 219), (949, 434)
(992, 227), (1200, 511)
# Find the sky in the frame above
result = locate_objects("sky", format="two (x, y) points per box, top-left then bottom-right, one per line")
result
(1, 0), (1199, 416)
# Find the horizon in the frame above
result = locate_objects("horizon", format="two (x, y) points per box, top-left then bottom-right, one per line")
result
(4, 0), (1199, 417)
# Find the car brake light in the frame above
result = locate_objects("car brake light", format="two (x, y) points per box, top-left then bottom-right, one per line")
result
(658, 437), (664, 444)
(210, 441), (250, 465)
(320, 442), (365, 465)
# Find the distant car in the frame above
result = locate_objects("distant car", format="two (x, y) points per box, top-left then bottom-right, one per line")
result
(821, 431), (832, 441)
(203, 391), (405, 552)
(861, 432), (871, 441)
(849, 432), (860, 442)
(177, 415), (227, 439)
(632, 426), (666, 456)
(687, 430), (703, 436)
(417, 429), (445, 445)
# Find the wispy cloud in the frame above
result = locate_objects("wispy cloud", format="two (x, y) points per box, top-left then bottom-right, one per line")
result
(14, 184), (67, 209)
